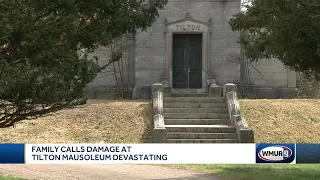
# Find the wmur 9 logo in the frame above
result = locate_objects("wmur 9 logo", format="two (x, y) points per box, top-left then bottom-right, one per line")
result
(256, 144), (295, 163)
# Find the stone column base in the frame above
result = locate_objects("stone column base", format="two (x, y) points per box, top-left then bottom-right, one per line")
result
(239, 128), (254, 143)
(132, 86), (151, 99)
(255, 88), (277, 99)
(255, 87), (298, 99)
(209, 84), (221, 97)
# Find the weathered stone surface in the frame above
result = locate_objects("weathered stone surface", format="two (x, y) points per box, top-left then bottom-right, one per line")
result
(237, 116), (248, 129)
(212, 39), (227, 48)
(153, 128), (167, 143)
(206, 71), (216, 89)
(213, 25), (234, 32)
(158, 10), (176, 18)
(255, 87), (277, 99)
(226, 91), (254, 143)
(136, 61), (164, 71)
(212, 31), (240, 39)
(132, 86), (151, 99)
(135, 70), (164, 86)
(167, 20), (209, 32)
(154, 114), (165, 128)
(248, 58), (289, 87)
(152, 25), (166, 33)
(231, 115), (241, 127)
(153, 114), (167, 143)
(164, 87), (171, 95)
(85, 87), (133, 99)
(209, 84), (221, 97)
(152, 33), (166, 47)
(136, 38), (151, 48)
(239, 128), (254, 143)
(223, 83), (237, 98)
(255, 87), (298, 99)
(151, 85), (167, 143)
(278, 88), (299, 99)
(135, 71), (153, 85)
(176, 10), (211, 18)
(85, 0), (296, 101)
(165, 2), (188, 10)
(226, 91), (240, 117)
(152, 83), (164, 115)
(207, 79), (216, 86)
(127, 34), (136, 88)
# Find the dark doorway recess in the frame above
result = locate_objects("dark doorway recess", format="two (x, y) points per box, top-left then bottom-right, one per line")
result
(172, 34), (202, 89)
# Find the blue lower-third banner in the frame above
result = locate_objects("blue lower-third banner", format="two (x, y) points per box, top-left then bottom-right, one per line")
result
(0, 143), (319, 164)
(0, 144), (24, 164)
(296, 144), (320, 163)
(24, 144), (255, 164)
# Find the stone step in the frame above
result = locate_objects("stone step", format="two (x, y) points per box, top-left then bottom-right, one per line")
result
(163, 113), (230, 119)
(167, 139), (238, 143)
(167, 132), (238, 139)
(165, 125), (236, 133)
(164, 97), (224, 103)
(164, 102), (227, 108)
(168, 93), (208, 97)
(163, 108), (228, 113)
(165, 119), (231, 125)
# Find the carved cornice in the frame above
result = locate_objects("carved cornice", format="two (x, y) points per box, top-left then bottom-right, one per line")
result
(165, 12), (210, 26)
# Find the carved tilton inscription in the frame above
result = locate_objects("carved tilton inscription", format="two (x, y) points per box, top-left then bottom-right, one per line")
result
(176, 24), (201, 31)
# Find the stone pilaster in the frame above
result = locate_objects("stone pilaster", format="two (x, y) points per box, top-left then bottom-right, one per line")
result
(223, 83), (237, 98)
(127, 33), (136, 88)
(152, 83), (164, 115)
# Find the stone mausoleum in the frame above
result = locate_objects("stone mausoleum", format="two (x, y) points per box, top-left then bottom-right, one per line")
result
(86, 0), (298, 99)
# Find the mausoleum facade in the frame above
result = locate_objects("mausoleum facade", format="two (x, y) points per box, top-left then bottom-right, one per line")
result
(87, 0), (298, 99)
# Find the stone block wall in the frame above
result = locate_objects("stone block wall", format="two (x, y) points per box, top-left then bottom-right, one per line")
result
(135, 0), (242, 88)
(135, 27), (166, 86)
(84, 0), (297, 99)
(248, 58), (288, 88)
(85, 36), (131, 99)
(209, 1), (241, 85)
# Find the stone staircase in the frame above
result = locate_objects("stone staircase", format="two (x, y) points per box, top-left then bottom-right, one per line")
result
(163, 95), (238, 143)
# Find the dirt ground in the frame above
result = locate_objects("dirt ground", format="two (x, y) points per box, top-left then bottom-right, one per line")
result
(1, 99), (319, 144)
(0, 100), (152, 144)
(0, 164), (219, 180)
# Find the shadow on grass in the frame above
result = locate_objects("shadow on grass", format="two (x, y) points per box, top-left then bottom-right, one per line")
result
(139, 102), (153, 143)
(175, 164), (320, 180)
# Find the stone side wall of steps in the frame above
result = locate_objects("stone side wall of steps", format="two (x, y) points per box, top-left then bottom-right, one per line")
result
(224, 83), (255, 143)
(152, 83), (254, 143)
